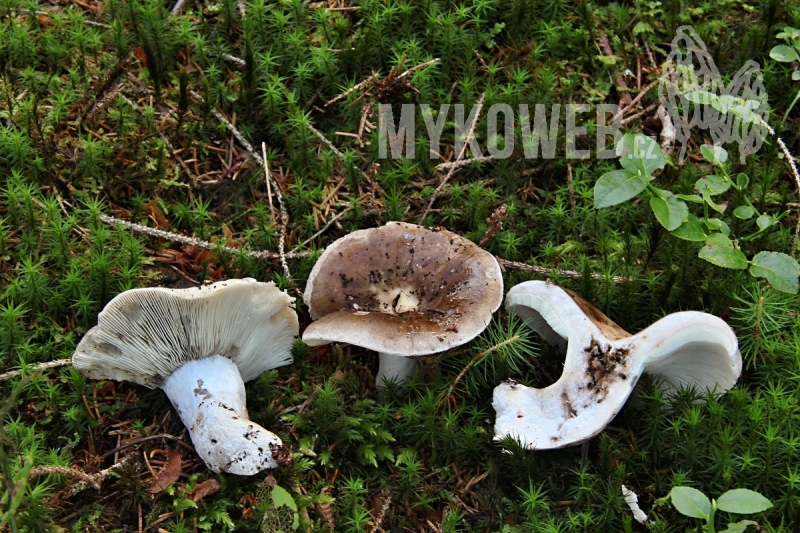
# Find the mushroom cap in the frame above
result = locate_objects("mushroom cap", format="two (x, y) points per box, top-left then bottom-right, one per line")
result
(73, 279), (299, 388)
(302, 222), (503, 357)
(493, 280), (741, 449)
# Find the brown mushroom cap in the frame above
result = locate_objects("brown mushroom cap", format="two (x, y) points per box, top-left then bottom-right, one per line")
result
(302, 222), (503, 356)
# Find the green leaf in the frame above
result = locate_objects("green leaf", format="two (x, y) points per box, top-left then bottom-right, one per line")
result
(705, 233), (733, 248)
(685, 90), (718, 106)
(716, 489), (774, 514)
(756, 214), (772, 231)
(677, 194), (704, 203)
(617, 133), (665, 176)
(701, 144), (728, 165)
(736, 173), (749, 190)
(695, 175), (731, 195)
(669, 487), (711, 519)
(701, 189), (727, 213)
(650, 192), (689, 231)
(704, 218), (731, 236)
(594, 169), (649, 208)
(720, 520), (759, 533)
(671, 215), (707, 242)
(699, 244), (748, 269)
(272, 485), (298, 512)
(734, 206), (755, 219)
(770, 44), (800, 62)
(750, 252), (800, 294)
(793, 70), (800, 81)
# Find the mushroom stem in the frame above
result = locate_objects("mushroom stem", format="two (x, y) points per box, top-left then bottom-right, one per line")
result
(163, 355), (283, 475)
(375, 352), (418, 388)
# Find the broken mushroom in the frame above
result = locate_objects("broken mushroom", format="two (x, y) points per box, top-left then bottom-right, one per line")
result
(302, 222), (503, 386)
(493, 280), (741, 449)
(72, 278), (299, 475)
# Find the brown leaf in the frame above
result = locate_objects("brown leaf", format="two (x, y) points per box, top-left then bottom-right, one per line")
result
(133, 46), (147, 62)
(145, 201), (170, 230)
(149, 447), (182, 493)
(190, 479), (221, 502)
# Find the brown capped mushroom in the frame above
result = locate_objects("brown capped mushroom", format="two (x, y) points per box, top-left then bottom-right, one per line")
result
(302, 222), (503, 386)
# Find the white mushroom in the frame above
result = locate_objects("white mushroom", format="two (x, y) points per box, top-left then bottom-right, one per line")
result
(302, 222), (503, 387)
(72, 279), (298, 475)
(493, 280), (741, 450)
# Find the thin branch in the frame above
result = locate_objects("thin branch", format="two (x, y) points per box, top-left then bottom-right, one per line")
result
(396, 58), (440, 80)
(100, 215), (311, 260)
(421, 92), (486, 223)
(495, 257), (629, 283)
(0, 358), (72, 382)
(262, 143), (290, 277)
(324, 74), (378, 107)
(434, 155), (496, 172)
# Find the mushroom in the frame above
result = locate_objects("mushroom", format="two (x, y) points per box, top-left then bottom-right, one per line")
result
(492, 280), (741, 450)
(302, 222), (503, 386)
(72, 278), (299, 475)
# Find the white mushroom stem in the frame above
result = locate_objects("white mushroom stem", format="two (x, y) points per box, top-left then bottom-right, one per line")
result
(163, 355), (283, 475)
(375, 352), (418, 388)
(493, 281), (741, 450)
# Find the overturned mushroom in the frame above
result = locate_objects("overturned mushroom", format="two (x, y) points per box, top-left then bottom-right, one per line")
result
(303, 222), (503, 386)
(493, 280), (741, 450)
(73, 279), (298, 475)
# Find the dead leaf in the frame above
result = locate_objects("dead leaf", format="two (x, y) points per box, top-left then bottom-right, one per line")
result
(315, 486), (335, 530)
(149, 447), (182, 493)
(190, 479), (221, 501)
(145, 201), (170, 230)
(133, 46), (147, 62)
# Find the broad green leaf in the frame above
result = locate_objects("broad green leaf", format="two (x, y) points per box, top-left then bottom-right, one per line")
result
(685, 90), (718, 105)
(695, 175), (731, 195)
(272, 485), (298, 511)
(705, 233), (733, 248)
(720, 520), (759, 533)
(756, 214), (772, 231)
(716, 489), (773, 514)
(793, 70), (800, 81)
(703, 218), (731, 236)
(677, 194), (704, 203)
(669, 487), (711, 519)
(594, 170), (649, 208)
(701, 144), (728, 165)
(650, 193), (689, 231)
(770, 44), (800, 62)
(699, 244), (748, 269)
(702, 189), (727, 213)
(671, 215), (707, 242)
(734, 206), (755, 219)
(736, 173), (749, 190)
(617, 133), (665, 176)
(750, 252), (800, 294)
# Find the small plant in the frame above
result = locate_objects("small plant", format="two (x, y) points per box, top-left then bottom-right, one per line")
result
(594, 133), (800, 293)
(769, 26), (800, 132)
(659, 486), (773, 533)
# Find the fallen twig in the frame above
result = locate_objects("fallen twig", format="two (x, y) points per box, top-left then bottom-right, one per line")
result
(421, 92), (486, 223)
(495, 257), (629, 283)
(0, 358), (72, 382)
(100, 215), (311, 260)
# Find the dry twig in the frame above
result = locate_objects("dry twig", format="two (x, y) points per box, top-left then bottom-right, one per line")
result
(421, 92), (486, 222)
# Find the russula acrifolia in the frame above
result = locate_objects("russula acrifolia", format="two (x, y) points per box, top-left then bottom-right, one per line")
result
(72, 278), (298, 475)
(302, 222), (503, 386)
(493, 280), (741, 450)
